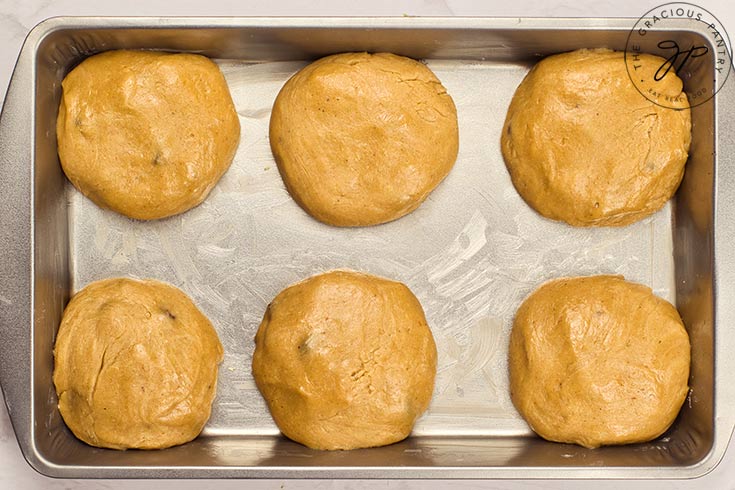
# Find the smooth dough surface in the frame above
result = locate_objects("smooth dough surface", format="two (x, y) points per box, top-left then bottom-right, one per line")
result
(509, 275), (691, 448)
(57, 50), (240, 220)
(501, 49), (691, 227)
(252, 270), (437, 450)
(53, 278), (224, 450)
(269, 52), (459, 227)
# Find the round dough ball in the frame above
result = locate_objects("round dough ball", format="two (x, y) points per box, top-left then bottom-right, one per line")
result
(57, 50), (241, 220)
(53, 278), (224, 450)
(509, 275), (691, 448)
(252, 270), (437, 450)
(269, 52), (459, 227)
(501, 49), (691, 227)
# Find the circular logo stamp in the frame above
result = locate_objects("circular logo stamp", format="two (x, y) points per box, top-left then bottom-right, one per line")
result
(625, 2), (732, 109)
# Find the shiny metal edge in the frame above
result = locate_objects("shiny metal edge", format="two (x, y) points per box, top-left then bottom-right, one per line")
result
(0, 14), (35, 480)
(0, 15), (732, 479)
(711, 27), (735, 478)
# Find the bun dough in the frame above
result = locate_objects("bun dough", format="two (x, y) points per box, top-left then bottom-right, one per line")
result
(57, 50), (240, 220)
(252, 270), (437, 450)
(53, 278), (224, 450)
(509, 275), (690, 448)
(269, 52), (459, 227)
(501, 49), (691, 226)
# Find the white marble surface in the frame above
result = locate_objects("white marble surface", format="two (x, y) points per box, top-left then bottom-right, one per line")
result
(1, 0), (734, 488)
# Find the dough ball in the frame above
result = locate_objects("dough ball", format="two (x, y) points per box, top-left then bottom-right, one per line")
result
(501, 49), (691, 226)
(53, 278), (224, 450)
(252, 270), (437, 450)
(509, 275), (691, 448)
(57, 50), (241, 220)
(269, 52), (459, 227)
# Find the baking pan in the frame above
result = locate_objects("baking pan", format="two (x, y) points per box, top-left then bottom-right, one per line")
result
(1, 16), (734, 479)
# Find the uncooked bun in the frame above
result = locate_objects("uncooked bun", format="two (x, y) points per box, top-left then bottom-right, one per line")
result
(501, 49), (691, 226)
(509, 275), (691, 448)
(53, 278), (224, 450)
(269, 52), (458, 227)
(57, 50), (240, 220)
(252, 270), (437, 450)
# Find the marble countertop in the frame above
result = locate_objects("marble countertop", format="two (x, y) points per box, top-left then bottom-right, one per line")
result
(1, 0), (734, 488)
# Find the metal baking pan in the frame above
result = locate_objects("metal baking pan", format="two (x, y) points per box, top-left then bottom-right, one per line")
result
(1, 16), (734, 479)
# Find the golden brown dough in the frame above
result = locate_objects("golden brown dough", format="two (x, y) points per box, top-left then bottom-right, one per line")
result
(501, 49), (691, 227)
(269, 52), (459, 227)
(252, 270), (437, 450)
(57, 50), (240, 220)
(53, 278), (224, 450)
(509, 275), (691, 448)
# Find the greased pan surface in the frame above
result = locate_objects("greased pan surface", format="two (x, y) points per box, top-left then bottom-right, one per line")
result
(0, 17), (733, 479)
